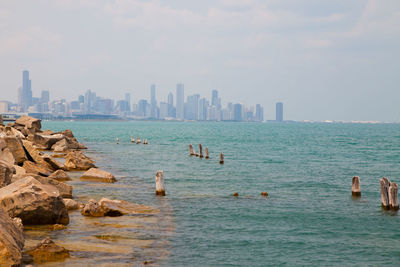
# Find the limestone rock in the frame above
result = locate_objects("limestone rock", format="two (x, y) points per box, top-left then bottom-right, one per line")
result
(22, 161), (51, 176)
(0, 137), (27, 165)
(0, 176), (69, 225)
(34, 176), (72, 199)
(81, 198), (158, 217)
(49, 170), (71, 182)
(51, 139), (69, 152)
(15, 116), (41, 131)
(63, 198), (83, 210)
(0, 140), (14, 166)
(55, 129), (86, 149)
(80, 168), (116, 183)
(65, 151), (95, 171)
(33, 134), (65, 150)
(41, 129), (55, 135)
(0, 161), (13, 188)
(0, 209), (24, 267)
(42, 155), (65, 171)
(25, 237), (69, 263)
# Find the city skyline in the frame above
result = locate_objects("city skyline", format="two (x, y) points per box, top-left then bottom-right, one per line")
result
(2, 70), (267, 122)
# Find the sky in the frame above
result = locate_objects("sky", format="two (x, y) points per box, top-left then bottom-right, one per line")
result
(0, 0), (399, 121)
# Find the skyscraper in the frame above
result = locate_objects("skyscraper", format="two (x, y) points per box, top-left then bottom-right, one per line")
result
(186, 94), (200, 120)
(233, 103), (243, 122)
(276, 102), (283, 122)
(125, 93), (131, 112)
(150, 84), (157, 118)
(176, 83), (184, 120)
(167, 92), (174, 117)
(255, 104), (264, 122)
(18, 70), (32, 111)
(41, 90), (50, 103)
(211, 90), (218, 107)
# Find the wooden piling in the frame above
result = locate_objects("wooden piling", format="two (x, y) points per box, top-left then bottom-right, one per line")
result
(116, 137), (119, 144)
(136, 137), (141, 144)
(351, 176), (361, 197)
(205, 148), (209, 159)
(389, 182), (399, 211)
(188, 144), (195, 156)
(131, 136), (135, 143)
(219, 153), (224, 164)
(143, 139), (148, 145)
(199, 144), (203, 158)
(380, 177), (390, 209)
(155, 170), (165, 196)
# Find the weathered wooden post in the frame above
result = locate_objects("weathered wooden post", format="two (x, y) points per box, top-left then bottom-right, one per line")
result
(131, 136), (135, 143)
(205, 148), (209, 159)
(188, 144), (195, 156)
(380, 177), (390, 209)
(351, 176), (361, 197)
(199, 144), (203, 158)
(155, 170), (165, 196)
(116, 137), (119, 144)
(136, 137), (141, 144)
(389, 182), (399, 211)
(219, 153), (224, 164)
(143, 139), (148, 144)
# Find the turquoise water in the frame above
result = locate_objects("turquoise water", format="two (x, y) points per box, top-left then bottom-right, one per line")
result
(43, 121), (400, 266)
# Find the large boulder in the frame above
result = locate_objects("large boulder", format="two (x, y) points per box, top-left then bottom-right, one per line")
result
(65, 151), (95, 171)
(34, 176), (72, 199)
(0, 209), (24, 267)
(63, 198), (83, 210)
(0, 176), (69, 225)
(0, 140), (14, 167)
(25, 237), (69, 264)
(49, 170), (71, 182)
(81, 198), (158, 217)
(33, 134), (65, 150)
(22, 161), (51, 176)
(23, 140), (65, 172)
(80, 168), (116, 183)
(0, 137), (27, 165)
(0, 162), (13, 188)
(15, 116), (41, 131)
(51, 139), (69, 152)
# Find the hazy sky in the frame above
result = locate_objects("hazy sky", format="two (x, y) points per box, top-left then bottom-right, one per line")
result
(0, 0), (399, 121)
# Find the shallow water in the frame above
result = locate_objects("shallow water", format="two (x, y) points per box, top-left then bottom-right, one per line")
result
(35, 121), (400, 266)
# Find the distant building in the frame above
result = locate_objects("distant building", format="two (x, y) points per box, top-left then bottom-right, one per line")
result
(150, 84), (157, 118)
(138, 99), (148, 117)
(18, 70), (32, 111)
(255, 104), (264, 122)
(276, 102), (283, 122)
(78, 95), (84, 103)
(40, 90), (50, 103)
(167, 92), (174, 117)
(211, 90), (218, 107)
(198, 98), (207, 121)
(186, 94), (199, 120)
(125, 93), (131, 112)
(233, 103), (242, 121)
(176, 83), (184, 120)
(0, 101), (8, 113)
(159, 102), (169, 119)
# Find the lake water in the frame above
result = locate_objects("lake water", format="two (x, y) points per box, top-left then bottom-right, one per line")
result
(35, 121), (400, 266)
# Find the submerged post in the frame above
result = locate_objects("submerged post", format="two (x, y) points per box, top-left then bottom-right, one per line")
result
(380, 177), (390, 209)
(116, 137), (119, 144)
(205, 148), (209, 159)
(188, 144), (195, 156)
(199, 144), (203, 158)
(219, 153), (224, 164)
(143, 139), (148, 145)
(389, 182), (399, 211)
(136, 137), (141, 144)
(351, 176), (361, 197)
(131, 136), (135, 143)
(155, 170), (165, 196)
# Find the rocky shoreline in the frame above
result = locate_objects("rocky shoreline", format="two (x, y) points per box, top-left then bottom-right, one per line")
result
(0, 115), (157, 266)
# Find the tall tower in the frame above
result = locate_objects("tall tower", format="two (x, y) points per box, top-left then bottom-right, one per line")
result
(176, 83), (184, 120)
(211, 90), (218, 107)
(150, 84), (157, 118)
(276, 102), (283, 122)
(20, 70), (32, 111)
(125, 93), (131, 112)
(167, 92), (174, 117)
